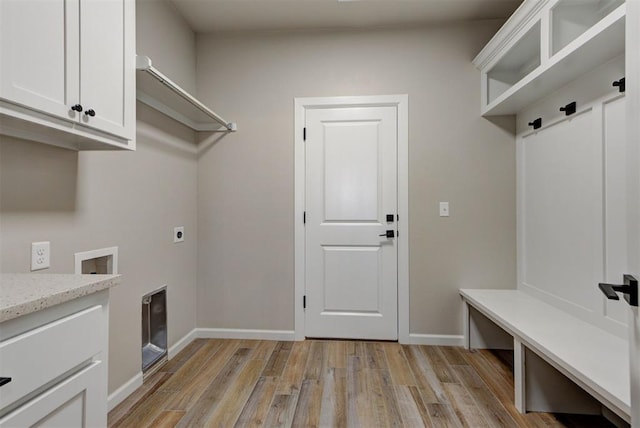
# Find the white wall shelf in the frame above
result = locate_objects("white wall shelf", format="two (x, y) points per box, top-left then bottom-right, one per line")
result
(474, 0), (625, 116)
(136, 56), (236, 132)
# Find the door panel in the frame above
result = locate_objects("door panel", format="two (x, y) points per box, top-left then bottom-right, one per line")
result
(324, 122), (380, 221)
(0, 0), (79, 119)
(323, 246), (382, 312)
(305, 106), (397, 340)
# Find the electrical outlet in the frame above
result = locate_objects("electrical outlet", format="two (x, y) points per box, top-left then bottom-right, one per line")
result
(31, 241), (50, 271)
(439, 202), (450, 217)
(174, 226), (185, 243)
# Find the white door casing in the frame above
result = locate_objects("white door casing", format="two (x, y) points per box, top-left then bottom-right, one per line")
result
(305, 106), (398, 340)
(294, 95), (409, 342)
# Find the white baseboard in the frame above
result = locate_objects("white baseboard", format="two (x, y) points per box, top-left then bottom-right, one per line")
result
(403, 333), (464, 346)
(196, 328), (295, 341)
(168, 328), (198, 359)
(107, 371), (143, 411)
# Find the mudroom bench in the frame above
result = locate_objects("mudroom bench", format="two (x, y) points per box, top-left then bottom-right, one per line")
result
(459, 289), (630, 424)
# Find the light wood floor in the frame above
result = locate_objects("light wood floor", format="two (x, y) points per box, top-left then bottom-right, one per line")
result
(108, 339), (614, 427)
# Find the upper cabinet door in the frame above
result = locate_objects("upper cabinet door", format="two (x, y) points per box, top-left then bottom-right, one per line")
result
(0, 0), (80, 121)
(79, 0), (134, 140)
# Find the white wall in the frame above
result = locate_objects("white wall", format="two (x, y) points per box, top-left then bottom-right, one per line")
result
(0, 0), (199, 394)
(195, 22), (517, 337)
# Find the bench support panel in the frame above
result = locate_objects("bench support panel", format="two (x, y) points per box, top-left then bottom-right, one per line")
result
(520, 345), (602, 415)
(465, 305), (513, 350)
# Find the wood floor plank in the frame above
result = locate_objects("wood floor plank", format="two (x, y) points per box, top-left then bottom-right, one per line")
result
(115, 390), (176, 428)
(427, 402), (464, 428)
(383, 342), (416, 386)
(160, 339), (207, 373)
(365, 342), (387, 369)
(378, 369), (404, 427)
(303, 341), (325, 381)
(175, 347), (253, 427)
(319, 367), (347, 428)
(452, 365), (518, 427)
(291, 379), (323, 427)
(438, 346), (468, 366)
(204, 359), (265, 427)
(264, 393), (299, 427)
(147, 410), (185, 428)
(107, 371), (172, 427)
(346, 355), (365, 427)
(402, 345), (447, 404)
(395, 385), (431, 427)
(251, 339), (277, 361)
(276, 340), (311, 395)
(422, 346), (457, 384)
(262, 341), (293, 377)
(234, 376), (278, 427)
(443, 382), (490, 428)
(164, 339), (241, 411)
(325, 340), (347, 369)
(158, 339), (223, 392)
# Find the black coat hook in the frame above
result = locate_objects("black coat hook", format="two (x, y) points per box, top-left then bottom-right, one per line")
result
(613, 77), (625, 93)
(560, 101), (576, 116)
(528, 118), (542, 130)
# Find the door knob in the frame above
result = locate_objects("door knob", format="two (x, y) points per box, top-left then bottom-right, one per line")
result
(379, 230), (395, 238)
(598, 274), (638, 307)
(0, 377), (11, 387)
(71, 104), (83, 112)
(84, 109), (96, 117)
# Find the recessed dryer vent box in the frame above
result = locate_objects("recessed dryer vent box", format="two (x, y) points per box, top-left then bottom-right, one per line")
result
(74, 247), (118, 274)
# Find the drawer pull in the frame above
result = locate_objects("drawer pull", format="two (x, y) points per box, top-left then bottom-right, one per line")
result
(0, 377), (12, 387)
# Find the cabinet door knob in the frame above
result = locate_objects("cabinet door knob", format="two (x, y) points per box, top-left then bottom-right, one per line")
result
(84, 109), (96, 117)
(0, 377), (12, 387)
(71, 104), (83, 112)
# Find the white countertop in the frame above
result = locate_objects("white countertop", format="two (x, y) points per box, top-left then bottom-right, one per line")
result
(0, 274), (120, 322)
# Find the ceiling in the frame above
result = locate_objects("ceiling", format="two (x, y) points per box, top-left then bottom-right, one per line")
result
(168, 0), (524, 33)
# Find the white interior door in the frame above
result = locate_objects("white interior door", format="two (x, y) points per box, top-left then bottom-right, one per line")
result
(305, 105), (398, 340)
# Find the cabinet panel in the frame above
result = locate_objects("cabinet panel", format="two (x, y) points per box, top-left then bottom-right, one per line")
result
(0, 0), (79, 120)
(79, 0), (133, 139)
(0, 361), (106, 428)
(521, 110), (601, 312)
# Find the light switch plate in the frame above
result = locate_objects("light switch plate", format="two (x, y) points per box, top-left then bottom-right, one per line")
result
(31, 241), (50, 271)
(439, 202), (450, 217)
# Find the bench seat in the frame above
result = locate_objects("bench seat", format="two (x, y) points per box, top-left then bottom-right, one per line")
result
(460, 289), (630, 423)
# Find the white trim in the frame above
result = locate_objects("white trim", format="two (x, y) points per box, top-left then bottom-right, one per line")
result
(196, 328), (295, 341)
(168, 328), (198, 359)
(293, 94), (409, 342)
(472, 0), (550, 69)
(404, 333), (464, 347)
(74, 246), (118, 275)
(107, 372), (143, 411)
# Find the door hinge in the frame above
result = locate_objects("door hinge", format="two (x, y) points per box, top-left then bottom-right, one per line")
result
(303, 295), (306, 309)
(303, 211), (306, 224)
(303, 127), (306, 141)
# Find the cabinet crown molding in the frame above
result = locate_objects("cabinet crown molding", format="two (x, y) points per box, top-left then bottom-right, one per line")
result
(473, 0), (550, 70)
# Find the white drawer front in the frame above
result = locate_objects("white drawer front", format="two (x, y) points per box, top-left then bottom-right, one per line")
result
(0, 305), (103, 411)
(0, 360), (106, 428)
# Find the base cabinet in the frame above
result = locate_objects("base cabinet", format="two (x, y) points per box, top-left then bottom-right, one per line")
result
(0, 292), (109, 428)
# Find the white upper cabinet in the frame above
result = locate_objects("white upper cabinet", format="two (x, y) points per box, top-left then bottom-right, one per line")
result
(0, 0), (135, 150)
(474, 0), (626, 116)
